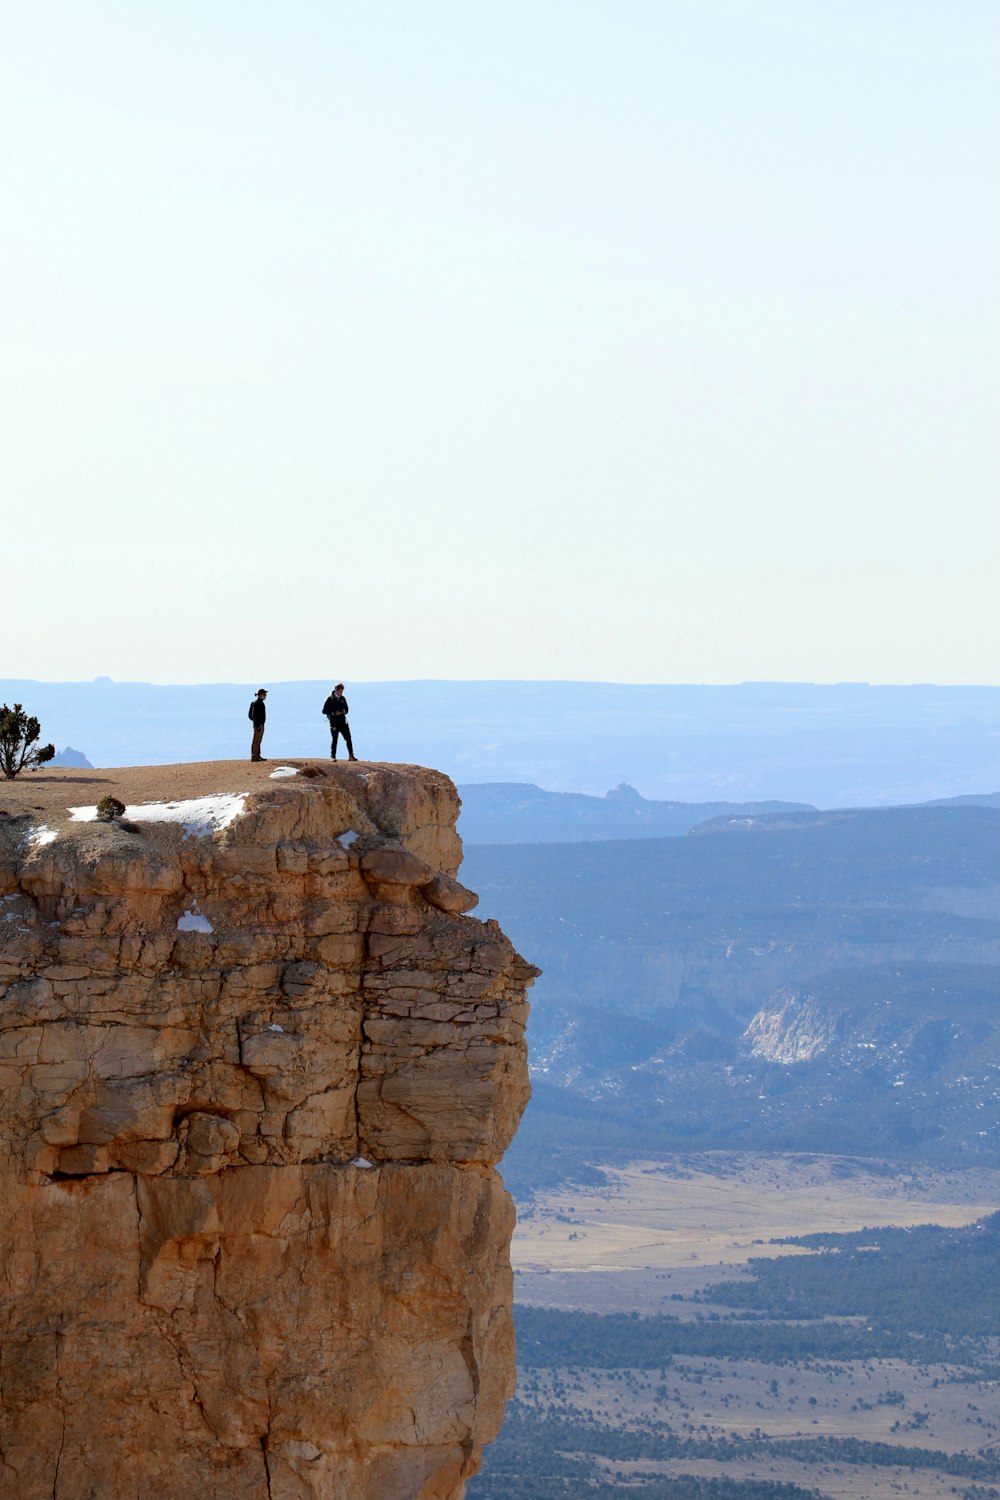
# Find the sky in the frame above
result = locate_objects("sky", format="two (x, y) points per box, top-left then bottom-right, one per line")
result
(3, 1), (997, 686)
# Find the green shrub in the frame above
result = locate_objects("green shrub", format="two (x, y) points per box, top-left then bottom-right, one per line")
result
(0, 703), (55, 780)
(96, 795), (126, 822)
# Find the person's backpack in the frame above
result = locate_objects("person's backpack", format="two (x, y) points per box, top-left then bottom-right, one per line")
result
(248, 702), (255, 721)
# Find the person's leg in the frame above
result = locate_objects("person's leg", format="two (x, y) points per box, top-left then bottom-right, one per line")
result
(342, 723), (356, 760)
(251, 725), (264, 761)
(330, 727), (340, 759)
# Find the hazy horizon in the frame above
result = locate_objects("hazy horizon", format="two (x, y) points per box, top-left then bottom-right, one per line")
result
(4, 677), (995, 808)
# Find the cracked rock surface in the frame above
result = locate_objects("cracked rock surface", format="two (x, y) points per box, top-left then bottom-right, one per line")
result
(0, 761), (536, 1500)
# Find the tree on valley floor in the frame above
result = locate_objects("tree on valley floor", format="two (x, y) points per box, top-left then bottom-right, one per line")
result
(0, 703), (55, 779)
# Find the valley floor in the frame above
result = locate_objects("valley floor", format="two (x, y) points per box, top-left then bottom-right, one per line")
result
(512, 1151), (1000, 1284)
(468, 1153), (1000, 1500)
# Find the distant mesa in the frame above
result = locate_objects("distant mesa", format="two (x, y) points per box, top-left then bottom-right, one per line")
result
(456, 781), (815, 844)
(48, 746), (94, 769)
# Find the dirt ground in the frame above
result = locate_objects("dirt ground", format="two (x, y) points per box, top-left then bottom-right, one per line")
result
(0, 758), (413, 829)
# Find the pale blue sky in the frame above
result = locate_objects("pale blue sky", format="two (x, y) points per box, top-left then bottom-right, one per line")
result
(4, 2), (997, 684)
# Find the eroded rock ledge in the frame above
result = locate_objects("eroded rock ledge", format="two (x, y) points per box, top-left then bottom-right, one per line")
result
(0, 762), (536, 1500)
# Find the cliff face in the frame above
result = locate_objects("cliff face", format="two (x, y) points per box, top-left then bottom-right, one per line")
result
(743, 990), (846, 1064)
(744, 966), (998, 1074)
(0, 762), (536, 1500)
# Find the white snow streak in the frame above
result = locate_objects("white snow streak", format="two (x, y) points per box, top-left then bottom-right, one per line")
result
(70, 793), (247, 836)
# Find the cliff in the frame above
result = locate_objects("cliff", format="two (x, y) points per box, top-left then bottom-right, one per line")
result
(744, 964), (999, 1071)
(0, 760), (537, 1500)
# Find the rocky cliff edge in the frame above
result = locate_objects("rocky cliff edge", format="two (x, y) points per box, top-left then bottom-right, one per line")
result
(0, 761), (537, 1500)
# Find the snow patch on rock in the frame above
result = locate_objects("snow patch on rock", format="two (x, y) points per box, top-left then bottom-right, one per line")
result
(70, 793), (247, 836)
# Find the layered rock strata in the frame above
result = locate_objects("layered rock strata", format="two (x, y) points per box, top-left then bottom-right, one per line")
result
(0, 763), (536, 1500)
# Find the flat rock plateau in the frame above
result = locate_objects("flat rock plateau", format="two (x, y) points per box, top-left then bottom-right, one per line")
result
(0, 761), (536, 1500)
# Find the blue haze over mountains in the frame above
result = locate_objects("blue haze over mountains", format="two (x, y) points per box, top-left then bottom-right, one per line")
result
(463, 805), (1000, 1195)
(455, 781), (998, 844)
(3, 679), (997, 808)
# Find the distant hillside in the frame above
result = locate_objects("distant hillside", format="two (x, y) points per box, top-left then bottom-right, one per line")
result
(465, 808), (999, 997)
(918, 792), (1000, 808)
(746, 962), (998, 1067)
(463, 806), (1000, 1189)
(457, 782), (815, 843)
(690, 804), (1000, 837)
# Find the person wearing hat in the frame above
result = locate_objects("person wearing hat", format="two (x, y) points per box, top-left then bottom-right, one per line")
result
(321, 683), (356, 760)
(248, 688), (268, 762)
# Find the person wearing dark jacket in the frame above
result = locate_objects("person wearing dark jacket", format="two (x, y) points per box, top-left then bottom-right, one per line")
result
(321, 683), (356, 760)
(248, 689), (268, 762)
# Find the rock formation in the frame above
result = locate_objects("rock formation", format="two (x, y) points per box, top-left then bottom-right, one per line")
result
(0, 762), (536, 1499)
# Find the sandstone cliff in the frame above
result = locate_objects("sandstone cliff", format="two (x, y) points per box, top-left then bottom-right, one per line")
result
(0, 761), (536, 1500)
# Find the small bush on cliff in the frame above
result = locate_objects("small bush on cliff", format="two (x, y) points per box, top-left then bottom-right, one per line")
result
(96, 795), (126, 821)
(0, 703), (56, 780)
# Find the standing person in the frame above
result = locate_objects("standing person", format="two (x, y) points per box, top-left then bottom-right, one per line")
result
(248, 689), (268, 762)
(321, 683), (357, 760)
